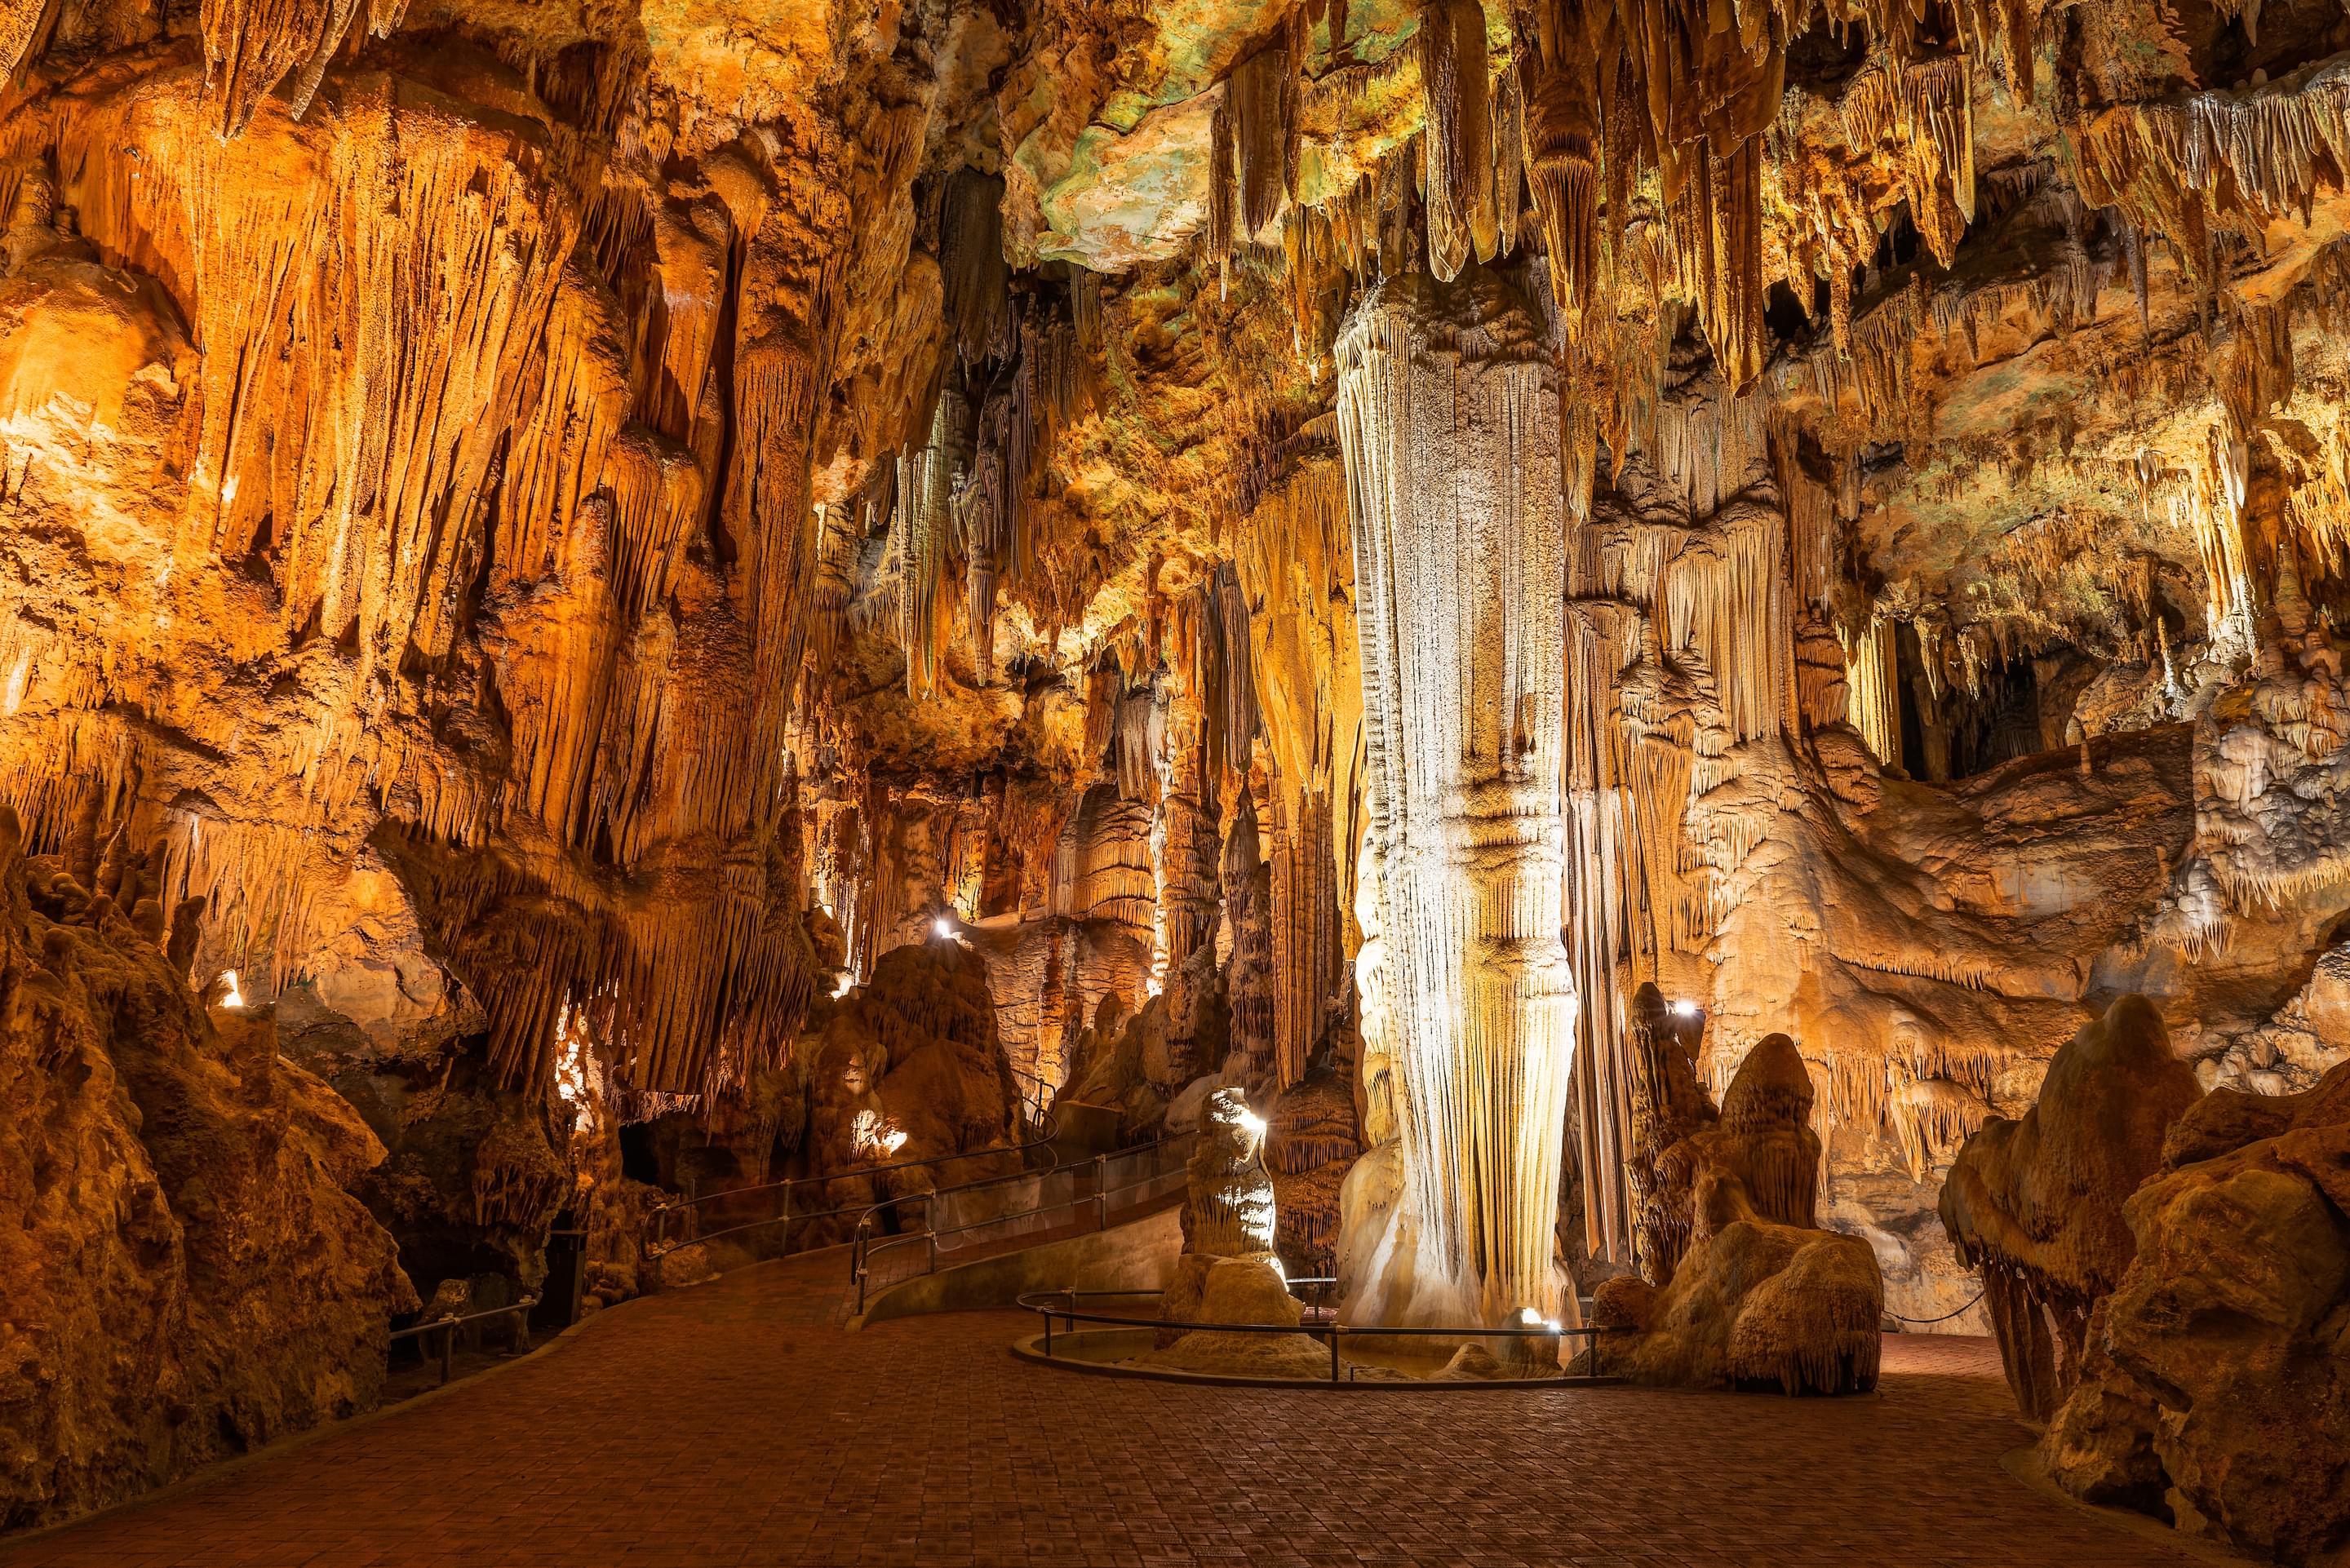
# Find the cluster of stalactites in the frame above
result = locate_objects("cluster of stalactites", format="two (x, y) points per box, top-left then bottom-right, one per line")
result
(197, 0), (417, 138)
(1421, 0), (1526, 283)
(1208, 7), (1309, 290)
(899, 382), (971, 699)
(890, 230), (1094, 692)
(1190, 560), (1263, 791)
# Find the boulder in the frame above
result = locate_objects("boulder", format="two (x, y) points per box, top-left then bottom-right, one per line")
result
(1939, 994), (2203, 1421)
(2043, 1061), (2350, 1563)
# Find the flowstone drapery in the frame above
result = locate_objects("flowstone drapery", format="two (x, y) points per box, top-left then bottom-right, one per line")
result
(1332, 264), (1578, 1329)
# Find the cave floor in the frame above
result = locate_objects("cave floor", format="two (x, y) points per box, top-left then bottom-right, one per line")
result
(5, 1251), (2197, 1568)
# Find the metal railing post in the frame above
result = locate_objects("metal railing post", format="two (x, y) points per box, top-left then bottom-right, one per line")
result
(1093, 1153), (1107, 1229)
(441, 1323), (454, 1385)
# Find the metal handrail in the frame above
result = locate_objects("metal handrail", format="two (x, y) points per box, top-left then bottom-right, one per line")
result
(1006, 1062), (1056, 1122)
(645, 1106), (1064, 1256)
(1016, 1287), (1625, 1384)
(852, 1153), (1185, 1291)
(849, 1129), (1196, 1313)
(388, 1295), (541, 1386)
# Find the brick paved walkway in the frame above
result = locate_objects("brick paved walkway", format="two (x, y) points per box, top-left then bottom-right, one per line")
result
(5, 1251), (2197, 1567)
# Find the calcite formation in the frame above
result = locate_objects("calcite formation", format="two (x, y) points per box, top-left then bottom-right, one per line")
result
(11, 0), (2350, 1544)
(1944, 996), (2349, 1561)
(1586, 1024), (1883, 1393)
(0, 808), (413, 1528)
(1336, 264), (1579, 1330)
(1156, 1086), (1306, 1356)
(2043, 1061), (2350, 1562)
(1940, 994), (2205, 1422)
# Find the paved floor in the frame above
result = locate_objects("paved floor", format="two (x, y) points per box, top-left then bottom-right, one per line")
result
(4, 1252), (2197, 1567)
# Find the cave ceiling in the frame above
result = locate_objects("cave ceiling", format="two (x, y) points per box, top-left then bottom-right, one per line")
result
(8, 0), (2350, 1162)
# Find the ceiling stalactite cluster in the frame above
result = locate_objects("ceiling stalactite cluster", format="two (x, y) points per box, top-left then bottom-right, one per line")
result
(5, 0), (2350, 1552)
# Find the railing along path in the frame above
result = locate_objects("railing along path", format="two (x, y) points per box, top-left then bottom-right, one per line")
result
(1018, 1287), (1627, 1384)
(644, 1108), (1066, 1259)
(849, 1130), (1197, 1313)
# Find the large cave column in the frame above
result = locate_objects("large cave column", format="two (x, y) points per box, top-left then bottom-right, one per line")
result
(1333, 266), (1579, 1327)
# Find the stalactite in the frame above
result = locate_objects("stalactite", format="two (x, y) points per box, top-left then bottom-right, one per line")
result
(1265, 791), (1342, 1089)
(1235, 452), (1359, 1092)
(1661, 503), (1789, 745)
(1226, 40), (1293, 242)
(2, 0), (58, 84)
(202, 0), (410, 140)
(900, 380), (971, 699)
(1521, 2), (1605, 339)
(1665, 137), (1768, 392)
(962, 386), (1008, 685)
(1420, 0), (1494, 282)
(1054, 784), (1157, 941)
(1844, 617), (1901, 766)
(1205, 560), (1260, 786)
(1562, 605), (1644, 1265)
(1336, 265), (1576, 1326)
(1886, 1059), (1993, 1181)
(1207, 96), (1235, 284)
(1114, 683), (1165, 804)
(940, 166), (1009, 365)
(1221, 792), (1277, 1088)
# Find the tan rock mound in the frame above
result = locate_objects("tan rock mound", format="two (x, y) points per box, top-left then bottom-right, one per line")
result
(1939, 994), (2203, 1421)
(0, 807), (415, 1530)
(1582, 1030), (1882, 1394)
(2042, 1061), (2350, 1565)
(1146, 1086), (1307, 1367)
(1590, 1174), (1882, 1394)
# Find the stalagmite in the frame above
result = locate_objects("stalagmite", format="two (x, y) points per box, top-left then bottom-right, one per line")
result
(1584, 1030), (1880, 1395)
(1625, 983), (1716, 1284)
(1334, 264), (1576, 1327)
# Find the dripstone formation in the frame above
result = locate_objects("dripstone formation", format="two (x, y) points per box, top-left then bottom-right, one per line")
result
(7, 0), (2350, 1552)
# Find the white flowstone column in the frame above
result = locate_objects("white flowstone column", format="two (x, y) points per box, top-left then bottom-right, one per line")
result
(1333, 266), (1579, 1328)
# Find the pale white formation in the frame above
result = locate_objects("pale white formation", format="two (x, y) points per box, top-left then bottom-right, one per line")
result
(1332, 268), (1578, 1329)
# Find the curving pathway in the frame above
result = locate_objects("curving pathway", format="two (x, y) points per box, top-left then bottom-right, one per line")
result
(5, 1252), (2200, 1567)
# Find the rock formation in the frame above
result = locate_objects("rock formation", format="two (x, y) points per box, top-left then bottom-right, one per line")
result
(0, 807), (413, 1528)
(2045, 1063), (2350, 1563)
(1948, 1005), (2350, 1562)
(12, 0), (2350, 1541)
(1263, 1059), (1363, 1277)
(1624, 981), (1718, 1285)
(1940, 994), (2205, 1421)
(1154, 1086), (1306, 1362)
(1584, 1027), (1884, 1393)
(1337, 263), (1579, 1330)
